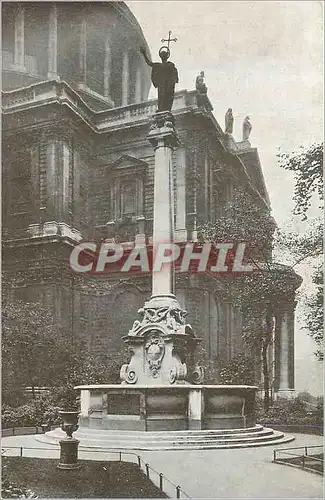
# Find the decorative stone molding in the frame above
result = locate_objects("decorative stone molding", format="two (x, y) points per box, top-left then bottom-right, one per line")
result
(148, 112), (179, 150)
(27, 222), (82, 241)
(129, 296), (188, 336)
(144, 333), (165, 377)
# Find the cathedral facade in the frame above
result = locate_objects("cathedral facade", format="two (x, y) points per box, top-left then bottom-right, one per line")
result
(2, 1), (300, 397)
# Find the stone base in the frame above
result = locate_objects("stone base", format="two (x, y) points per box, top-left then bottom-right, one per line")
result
(38, 424), (295, 450)
(75, 384), (257, 432)
(58, 437), (80, 470)
(275, 389), (296, 400)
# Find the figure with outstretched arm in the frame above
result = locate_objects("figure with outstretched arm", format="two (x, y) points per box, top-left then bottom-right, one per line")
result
(140, 46), (153, 67)
(140, 45), (178, 112)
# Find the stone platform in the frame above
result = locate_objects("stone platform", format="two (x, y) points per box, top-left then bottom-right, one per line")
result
(36, 424), (294, 450)
(36, 383), (294, 449)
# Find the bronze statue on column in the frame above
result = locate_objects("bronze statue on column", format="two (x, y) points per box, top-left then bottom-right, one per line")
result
(140, 31), (179, 112)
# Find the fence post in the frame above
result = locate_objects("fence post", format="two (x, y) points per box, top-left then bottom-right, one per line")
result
(176, 485), (181, 498)
(302, 455), (305, 468)
(137, 455), (141, 468)
(119, 451), (122, 462)
(304, 446), (308, 456)
(20, 446), (23, 457)
(159, 473), (163, 490)
(145, 463), (149, 478)
(12, 427), (15, 436)
(273, 450), (276, 462)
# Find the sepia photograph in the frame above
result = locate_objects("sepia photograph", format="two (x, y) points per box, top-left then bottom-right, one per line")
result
(1, 1), (323, 498)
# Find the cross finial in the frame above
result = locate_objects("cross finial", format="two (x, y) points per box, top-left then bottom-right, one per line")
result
(161, 30), (177, 50)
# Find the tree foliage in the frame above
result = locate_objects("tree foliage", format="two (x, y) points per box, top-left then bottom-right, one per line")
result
(277, 142), (323, 219)
(2, 290), (127, 408)
(278, 142), (323, 360)
(219, 353), (255, 385)
(199, 186), (275, 262)
(304, 265), (323, 360)
(198, 186), (300, 409)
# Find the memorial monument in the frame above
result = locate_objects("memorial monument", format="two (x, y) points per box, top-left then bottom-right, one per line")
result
(13, 18), (296, 447)
(73, 41), (261, 434)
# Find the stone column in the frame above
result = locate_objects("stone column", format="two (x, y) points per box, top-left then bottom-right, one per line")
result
(120, 112), (201, 387)
(275, 303), (295, 399)
(14, 5), (24, 70)
(149, 114), (178, 297)
(47, 4), (58, 79)
(122, 51), (129, 106)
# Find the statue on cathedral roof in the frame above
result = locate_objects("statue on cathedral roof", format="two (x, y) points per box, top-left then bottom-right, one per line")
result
(243, 116), (252, 140)
(196, 71), (207, 95)
(140, 45), (179, 112)
(225, 108), (234, 134)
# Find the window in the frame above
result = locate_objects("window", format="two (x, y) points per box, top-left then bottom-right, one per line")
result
(108, 155), (147, 223)
(120, 180), (136, 218)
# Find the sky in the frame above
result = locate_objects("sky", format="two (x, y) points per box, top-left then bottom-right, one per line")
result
(127, 0), (324, 395)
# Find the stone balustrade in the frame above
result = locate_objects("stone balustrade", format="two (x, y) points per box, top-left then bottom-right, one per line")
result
(2, 80), (213, 132)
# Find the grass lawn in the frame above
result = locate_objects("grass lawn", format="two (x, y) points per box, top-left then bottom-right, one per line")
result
(2, 457), (167, 498)
(276, 453), (324, 475)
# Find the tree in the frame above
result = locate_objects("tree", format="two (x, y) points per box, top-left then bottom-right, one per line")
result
(277, 142), (323, 219)
(2, 297), (63, 403)
(278, 142), (323, 359)
(199, 187), (301, 410)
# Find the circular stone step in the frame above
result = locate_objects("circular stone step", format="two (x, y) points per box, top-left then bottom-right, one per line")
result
(35, 425), (295, 450)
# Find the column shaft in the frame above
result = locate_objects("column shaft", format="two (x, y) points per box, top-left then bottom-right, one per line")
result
(152, 138), (175, 296)
(175, 148), (187, 241)
(276, 306), (295, 398)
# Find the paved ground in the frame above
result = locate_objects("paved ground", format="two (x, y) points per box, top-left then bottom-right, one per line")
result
(2, 433), (323, 499)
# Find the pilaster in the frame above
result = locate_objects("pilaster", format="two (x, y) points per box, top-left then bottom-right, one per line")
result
(79, 18), (87, 84)
(14, 5), (25, 70)
(135, 66), (142, 103)
(122, 51), (129, 106)
(47, 4), (58, 79)
(104, 38), (111, 98)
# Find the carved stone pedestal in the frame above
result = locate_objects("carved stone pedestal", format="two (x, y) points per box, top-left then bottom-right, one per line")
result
(58, 438), (81, 470)
(120, 294), (201, 385)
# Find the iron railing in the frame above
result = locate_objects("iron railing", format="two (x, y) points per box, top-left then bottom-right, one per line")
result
(273, 445), (323, 474)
